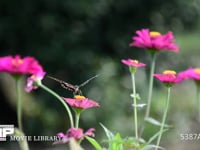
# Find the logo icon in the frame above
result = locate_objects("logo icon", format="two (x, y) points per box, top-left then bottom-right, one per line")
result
(0, 125), (14, 141)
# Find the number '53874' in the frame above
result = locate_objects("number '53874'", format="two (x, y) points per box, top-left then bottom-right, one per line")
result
(180, 133), (200, 140)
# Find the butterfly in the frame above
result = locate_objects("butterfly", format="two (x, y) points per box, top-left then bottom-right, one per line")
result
(47, 74), (99, 95)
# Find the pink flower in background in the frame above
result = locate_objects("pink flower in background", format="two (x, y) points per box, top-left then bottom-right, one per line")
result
(130, 29), (179, 52)
(0, 55), (45, 91)
(63, 95), (99, 110)
(121, 59), (146, 68)
(54, 128), (95, 144)
(25, 57), (44, 75)
(154, 70), (179, 87)
(25, 72), (46, 92)
(0, 55), (44, 75)
(178, 68), (200, 82)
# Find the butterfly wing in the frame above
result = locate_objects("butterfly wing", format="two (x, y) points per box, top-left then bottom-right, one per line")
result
(47, 75), (76, 92)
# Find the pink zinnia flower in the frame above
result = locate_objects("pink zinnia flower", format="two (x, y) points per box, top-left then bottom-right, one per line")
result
(121, 59), (146, 68)
(25, 72), (46, 92)
(0, 55), (44, 75)
(178, 68), (200, 82)
(54, 127), (95, 144)
(130, 29), (179, 52)
(63, 95), (99, 110)
(154, 70), (179, 87)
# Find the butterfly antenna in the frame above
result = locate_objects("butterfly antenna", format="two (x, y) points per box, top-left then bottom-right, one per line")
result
(47, 75), (63, 83)
(79, 74), (100, 87)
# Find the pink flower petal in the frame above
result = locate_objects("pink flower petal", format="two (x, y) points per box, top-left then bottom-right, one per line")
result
(63, 96), (99, 109)
(154, 70), (179, 85)
(177, 67), (200, 82)
(54, 127), (95, 145)
(121, 59), (146, 68)
(84, 128), (95, 137)
(0, 55), (44, 75)
(67, 128), (83, 139)
(57, 132), (67, 138)
(130, 29), (179, 52)
(25, 71), (46, 92)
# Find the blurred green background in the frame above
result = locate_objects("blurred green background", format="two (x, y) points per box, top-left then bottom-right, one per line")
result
(1, 0), (200, 149)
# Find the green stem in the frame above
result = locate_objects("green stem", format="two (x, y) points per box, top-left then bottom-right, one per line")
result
(155, 87), (171, 149)
(145, 53), (156, 119)
(39, 83), (74, 128)
(139, 53), (157, 137)
(16, 78), (23, 131)
(14, 128), (29, 150)
(131, 73), (139, 145)
(14, 76), (29, 150)
(75, 113), (80, 128)
(196, 84), (200, 122)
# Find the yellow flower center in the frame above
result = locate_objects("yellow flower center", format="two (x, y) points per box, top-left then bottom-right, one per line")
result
(163, 70), (176, 75)
(194, 68), (200, 75)
(30, 75), (35, 79)
(74, 95), (86, 99)
(130, 59), (139, 64)
(12, 59), (23, 66)
(150, 31), (161, 37)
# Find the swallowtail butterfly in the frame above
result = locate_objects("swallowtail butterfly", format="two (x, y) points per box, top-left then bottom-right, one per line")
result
(47, 74), (99, 95)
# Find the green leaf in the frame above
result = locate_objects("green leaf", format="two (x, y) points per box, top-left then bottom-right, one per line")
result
(100, 123), (114, 140)
(132, 103), (146, 108)
(147, 129), (168, 144)
(145, 117), (172, 128)
(130, 93), (141, 100)
(85, 136), (102, 150)
(122, 137), (145, 149)
(112, 133), (123, 150)
(100, 124), (125, 150)
(141, 144), (165, 150)
(100, 123), (115, 149)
